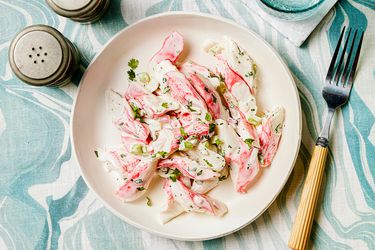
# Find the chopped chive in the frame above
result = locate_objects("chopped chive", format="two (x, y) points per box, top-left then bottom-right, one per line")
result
(205, 113), (212, 121)
(203, 159), (213, 167)
(180, 127), (188, 137)
(275, 123), (282, 133)
(184, 141), (194, 149)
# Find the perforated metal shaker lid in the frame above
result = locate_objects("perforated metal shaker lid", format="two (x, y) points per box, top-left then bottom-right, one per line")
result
(46, 0), (98, 18)
(9, 24), (71, 86)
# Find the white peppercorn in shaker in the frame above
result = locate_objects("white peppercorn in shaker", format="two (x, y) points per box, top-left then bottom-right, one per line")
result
(9, 24), (80, 87)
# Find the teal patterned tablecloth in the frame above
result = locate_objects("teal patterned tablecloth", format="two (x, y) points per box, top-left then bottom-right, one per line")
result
(0, 0), (374, 249)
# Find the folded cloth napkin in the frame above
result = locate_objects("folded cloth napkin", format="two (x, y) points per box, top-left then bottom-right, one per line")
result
(243, 0), (338, 46)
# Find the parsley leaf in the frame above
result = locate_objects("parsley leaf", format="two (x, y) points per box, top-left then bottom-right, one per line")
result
(131, 104), (142, 120)
(161, 102), (169, 108)
(159, 151), (168, 158)
(209, 123), (216, 133)
(128, 58), (139, 70)
(244, 138), (254, 148)
(127, 69), (136, 81)
(169, 169), (181, 182)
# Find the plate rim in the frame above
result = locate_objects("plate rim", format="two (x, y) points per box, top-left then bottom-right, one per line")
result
(70, 11), (302, 241)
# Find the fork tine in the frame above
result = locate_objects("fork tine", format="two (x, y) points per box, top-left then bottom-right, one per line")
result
(340, 30), (357, 85)
(326, 26), (346, 82)
(333, 28), (352, 85)
(347, 31), (364, 90)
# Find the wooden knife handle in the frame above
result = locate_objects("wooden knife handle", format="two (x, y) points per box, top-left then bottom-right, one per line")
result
(288, 145), (328, 250)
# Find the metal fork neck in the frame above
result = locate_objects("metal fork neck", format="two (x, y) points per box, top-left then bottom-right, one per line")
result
(317, 108), (335, 147)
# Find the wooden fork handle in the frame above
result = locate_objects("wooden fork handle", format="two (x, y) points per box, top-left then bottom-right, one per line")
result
(288, 145), (329, 250)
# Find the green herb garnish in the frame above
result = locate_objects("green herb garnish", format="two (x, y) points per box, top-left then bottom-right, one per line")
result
(275, 124), (282, 133)
(94, 150), (99, 158)
(128, 58), (139, 70)
(169, 169), (181, 182)
(203, 159), (213, 167)
(219, 176), (227, 181)
(146, 197), (152, 207)
(161, 102), (169, 108)
(248, 117), (261, 126)
(127, 69), (136, 81)
(184, 141), (194, 149)
(131, 104), (142, 120)
(137, 186), (145, 191)
(209, 123), (216, 133)
(205, 113), (212, 121)
(160, 151), (168, 158)
(244, 138), (254, 148)
(214, 138), (223, 146)
(197, 170), (203, 176)
(258, 153), (264, 165)
(180, 127), (188, 137)
(187, 101), (196, 112)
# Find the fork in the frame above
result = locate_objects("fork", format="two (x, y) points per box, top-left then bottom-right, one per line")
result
(288, 27), (364, 250)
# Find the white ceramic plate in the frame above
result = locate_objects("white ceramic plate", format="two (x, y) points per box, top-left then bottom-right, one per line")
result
(71, 12), (301, 241)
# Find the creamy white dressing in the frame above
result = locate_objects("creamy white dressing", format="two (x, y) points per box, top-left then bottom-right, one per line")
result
(152, 60), (177, 93)
(99, 34), (284, 222)
(150, 129), (174, 154)
(231, 83), (257, 118)
(106, 90), (129, 120)
(266, 106), (285, 132)
(191, 178), (219, 194)
(223, 37), (256, 91)
(215, 119), (240, 155)
(186, 142), (225, 172)
(143, 118), (162, 140)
